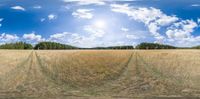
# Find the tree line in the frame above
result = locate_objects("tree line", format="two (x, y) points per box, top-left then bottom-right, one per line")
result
(34, 42), (77, 50)
(1, 41), (200, 50)
(0, 42), (33, 49)
(135, 42), (176, 49)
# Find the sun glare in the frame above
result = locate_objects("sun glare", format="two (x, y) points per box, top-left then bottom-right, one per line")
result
(94, 20), (106, 29)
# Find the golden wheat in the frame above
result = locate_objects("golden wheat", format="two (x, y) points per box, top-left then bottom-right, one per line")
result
(0, 50), (199, 98)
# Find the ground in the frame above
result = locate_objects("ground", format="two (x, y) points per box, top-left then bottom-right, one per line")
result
(0, 50), (199, 99)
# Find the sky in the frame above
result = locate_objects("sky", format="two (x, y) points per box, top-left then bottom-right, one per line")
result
(1, 0), (200, 47)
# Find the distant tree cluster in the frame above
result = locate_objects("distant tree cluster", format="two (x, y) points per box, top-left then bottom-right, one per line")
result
(34, 42), (78, 50)
(192, 46), (200, 49)
(136, 42), (176, 49)
(1, 41), (196, 50)
(92, 46), (134, 50)
(0, 42), (33, 49)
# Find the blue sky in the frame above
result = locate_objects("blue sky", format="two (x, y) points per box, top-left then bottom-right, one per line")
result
(0, 0), (200, 47)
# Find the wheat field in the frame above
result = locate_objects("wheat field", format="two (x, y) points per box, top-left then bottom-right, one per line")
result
(0, 50), (199, 98)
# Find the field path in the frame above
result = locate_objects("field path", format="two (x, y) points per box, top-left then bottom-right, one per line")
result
(0, 51), (68, 98)
(0, 50), (200, 98)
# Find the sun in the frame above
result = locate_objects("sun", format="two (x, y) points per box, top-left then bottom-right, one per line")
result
(94, 20), (106, 29)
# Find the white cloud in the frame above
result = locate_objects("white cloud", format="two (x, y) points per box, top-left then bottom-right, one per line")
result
(33, 5), (42, 9)
(0, 18), (3, 22)
(121, 27), (129, 32)
(166, 20), (197, 39)
(197, 18), (200, 23)
(111, 4), (179, 43)
(0, 18), (3, 27)
(23, 32), (45, 43)
(0, 33), (19, 42)
(110, 4), (200, 46)
(72, 9), (93, 19)
(84, 25), (105, 37)
(49, 32), (70, 41)
(63, 0), (106, 5)
(49, 32), (84, 45)
(11, 6), (26, 11)
(126, 34), (139, 39)
(40, 18), (45, 22)
(49, 31), (108, 48)
(48, 14), (57, 20)
(191, 4), (200, 7)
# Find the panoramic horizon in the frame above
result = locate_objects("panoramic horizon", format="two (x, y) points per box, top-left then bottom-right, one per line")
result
(1, 0), (200, 47)
(1, 1), (200, 98)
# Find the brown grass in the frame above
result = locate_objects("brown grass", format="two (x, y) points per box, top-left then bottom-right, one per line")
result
(36, 50), (133, 87)
(0, 50), (31, 75)
(0, 50), (199, 98)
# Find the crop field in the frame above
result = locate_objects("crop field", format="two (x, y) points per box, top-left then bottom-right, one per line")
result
(0, 50), (200, 98)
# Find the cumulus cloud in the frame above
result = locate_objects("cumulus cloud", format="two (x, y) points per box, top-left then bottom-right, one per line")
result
(110, 3), (200, 46)
(84, 25), (106, 37)
(48, 14), (57, 20)
(33, 5), (42, 9)
(23, 32), (45, 43)
(121, 27), (129, 32)
(191, 4), (200, 7)
(111, 4), (179, 43)
(0, 33), (19, 43)
(126, 34), (140, 39)
(0, 18), (3, 27)
(63, 0), (106, 5)
(198, 18), (200, 23)
(48, 31), (112, 48)
(165, 19), (200, 47)
(11, 6), (26, 11)
(49, 32), (68, 40)
(166, 20), (197, 39)
(40, 18), (45, 22)
(50, 32), (84, 45)
(72, 9), (93, 19)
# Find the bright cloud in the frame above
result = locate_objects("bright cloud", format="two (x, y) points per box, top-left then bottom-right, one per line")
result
(48, 14), (57, 20)
(110, 3), (200, 46)
(0, 18), (3, 27)
(84, 25), (105, 37)
(191, 4), (200, 7)
(63, 0), (106, 5)
(11, 6), (26, 11)
(72, 9), (93, 19)
(126, 34), (139, 39)
(33, 5), (42, 9)
(49, 31), (112, 48)
(166, 20), (197, 39)
(49, 32), (70, 42)
(111, 4), (179, 43)
(23, 32), (45, 43)
(40, 18), (45, 22)
(0, 18), (3, 22)
(0, 33), (19, 43)
(121, 27), (129, 32)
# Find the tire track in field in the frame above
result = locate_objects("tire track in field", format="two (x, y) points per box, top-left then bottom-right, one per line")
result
(17, 51), (67, 97)
(0, 51), (67, 98)
(94, 52), (138, 96)
(0, 51), (33, 97)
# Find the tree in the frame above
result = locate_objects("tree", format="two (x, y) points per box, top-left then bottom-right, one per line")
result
(0, 42), (33, 49)
(136, 42), (176, 49)
(34, 42), (78, 50)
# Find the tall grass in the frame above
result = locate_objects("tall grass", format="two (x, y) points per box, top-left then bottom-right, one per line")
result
(137, 50), (200, 89)
(36, 50), (133, 87)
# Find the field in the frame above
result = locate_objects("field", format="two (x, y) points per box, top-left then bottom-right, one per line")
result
(0, 50), (200, 98)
